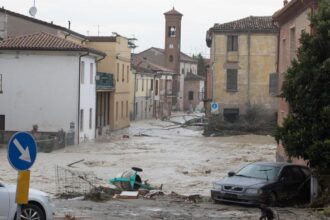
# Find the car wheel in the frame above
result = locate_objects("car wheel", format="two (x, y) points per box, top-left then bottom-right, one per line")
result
(268, 192), (278, 207)
(19, 203), (45, 220)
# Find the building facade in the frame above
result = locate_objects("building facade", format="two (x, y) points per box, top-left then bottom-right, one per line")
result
(0, 32), (105, 143)
(206, 16), (278, 121)
(273, 0), (318, 164)
(87, 36), (131, 132)
(131, 56), (174, 120)
(184, 73), (205, 112)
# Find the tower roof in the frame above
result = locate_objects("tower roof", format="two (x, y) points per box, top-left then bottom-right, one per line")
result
(164, 7), (183, 16)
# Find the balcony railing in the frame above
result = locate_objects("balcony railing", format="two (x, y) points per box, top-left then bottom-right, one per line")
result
(96, 72), (115, 91)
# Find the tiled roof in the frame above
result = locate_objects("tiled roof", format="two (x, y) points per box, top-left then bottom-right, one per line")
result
(0, 32), (106, 56)
(185, 72), (204, 81)
(87, 36), (117, 42)
(132, 55), (175, 74)
(211, 16), (278, 33)
(147, 47), (197, 63)
(164, 7), (183, 16)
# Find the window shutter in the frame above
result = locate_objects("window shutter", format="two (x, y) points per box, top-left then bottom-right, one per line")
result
(269, 73), (278, 95)
(227, 69), (238, 91)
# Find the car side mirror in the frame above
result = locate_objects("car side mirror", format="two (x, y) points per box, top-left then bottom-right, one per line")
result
(228, 171), (236, 177)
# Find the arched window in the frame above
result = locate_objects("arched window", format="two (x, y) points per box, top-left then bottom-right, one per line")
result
(169, 55), (174, 62)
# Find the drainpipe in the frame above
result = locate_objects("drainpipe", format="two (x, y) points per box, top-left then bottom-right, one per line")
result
(247, 32), (251, 107)
(211, 33), (216, 103)
(94, 55), (106, 139)
(133, 70), (137, 120)
(78, 51), (90, 144)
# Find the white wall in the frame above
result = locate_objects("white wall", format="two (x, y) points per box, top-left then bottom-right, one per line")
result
(79, 56), (96, 142)
(0, 52), (79, 137)
(180, 62), (198, 76)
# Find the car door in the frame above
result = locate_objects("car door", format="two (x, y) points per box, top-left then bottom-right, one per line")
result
(279, 166), (305, 203)
(0, 184), (10, 220)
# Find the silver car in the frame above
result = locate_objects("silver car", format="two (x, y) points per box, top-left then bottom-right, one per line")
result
(211, 162), (311, 206)
(0, 182), (55, 220)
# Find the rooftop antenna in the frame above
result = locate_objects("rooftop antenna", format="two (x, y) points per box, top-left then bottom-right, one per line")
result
(29, 0), (37, 17)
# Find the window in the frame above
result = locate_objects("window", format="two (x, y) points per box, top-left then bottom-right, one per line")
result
(169, 55), (174, 63)
(226, 69), (238, 92)
(155, 80), (159, 95)
(122, 64), (125, 82)
(269, 73), (278, 95)
(116, 63), (119, 82)
(90, 63), (94, 84)
(150, 79), (153, 91)
(141, 101), (143, 114)
(116, 102), (118, 121)
(188, 91), (194, 101)
(89, 108), (92, 129)
(136, 79), (139, 91)
(121, 101), (124, 119)
(169, 44), (174, 49)
(168, 26), (176, 37)
(127, 65), (130, 83)
(227, 35), (238, 51)
(80, 109), (84, 131)
(142, 79), (144, 91)
(126, 101), (128, 118)
(0, 74), (2, 93)
(80, 61), (85, 84)
(181, 68), (184, 74)
(0, 115), (5, 130)
(223, 108), (239, 122)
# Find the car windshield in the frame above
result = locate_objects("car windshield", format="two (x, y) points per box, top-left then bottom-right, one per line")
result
(236, 164), (281, 181)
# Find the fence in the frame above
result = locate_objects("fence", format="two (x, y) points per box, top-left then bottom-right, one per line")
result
(0, 130), (75, 152)
(55, 165), (96, 196)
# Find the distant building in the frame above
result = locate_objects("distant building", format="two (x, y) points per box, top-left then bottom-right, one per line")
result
(184, 73), (205, 112)
(131, 56), (174, 120)
(0, 32), (105, 143)
(0, 7), (132, 137)
(273, 0), (318, 164)
(135, 8), (201, 112)
(206, 16), (278, 121)
(0, 7), (86, 44)
(87, 35), (131, 133)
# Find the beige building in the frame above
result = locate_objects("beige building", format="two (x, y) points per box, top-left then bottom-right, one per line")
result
(87, 36), (131, 131)
(206, 16), (278, 121)
(131, 56), (174, 120)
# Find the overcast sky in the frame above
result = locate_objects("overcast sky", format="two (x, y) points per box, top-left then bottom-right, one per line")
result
(0, 0), (284, 57)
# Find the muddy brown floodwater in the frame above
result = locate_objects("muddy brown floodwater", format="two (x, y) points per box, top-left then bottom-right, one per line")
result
(0, 116), (321, 219)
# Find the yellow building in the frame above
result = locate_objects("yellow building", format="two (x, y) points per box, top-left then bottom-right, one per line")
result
(87, 35), (131, 132)
(206, 16), (278, 121)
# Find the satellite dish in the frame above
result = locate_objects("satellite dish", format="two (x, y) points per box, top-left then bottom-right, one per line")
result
(29, 6), (37, 17)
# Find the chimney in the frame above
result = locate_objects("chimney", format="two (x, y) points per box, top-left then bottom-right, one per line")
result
(283, 0), (288, 6)
(68, 20), (71, 30)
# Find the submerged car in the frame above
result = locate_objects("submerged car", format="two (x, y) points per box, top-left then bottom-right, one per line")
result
(0, 182), (55, 220)
(211, 162), (311, 206)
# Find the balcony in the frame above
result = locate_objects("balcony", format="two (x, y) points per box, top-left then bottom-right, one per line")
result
(96, 72), (115, 91)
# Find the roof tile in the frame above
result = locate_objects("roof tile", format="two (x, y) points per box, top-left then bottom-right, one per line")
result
(212, 16), (278, 33)
(0, 32), (105, 56)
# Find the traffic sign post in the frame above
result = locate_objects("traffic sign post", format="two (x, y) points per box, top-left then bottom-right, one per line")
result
(7, 132), (37, 220)
(211, 102), (220, 114)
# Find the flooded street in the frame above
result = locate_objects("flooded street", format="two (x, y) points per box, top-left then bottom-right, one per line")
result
(0, 116), (319, 219)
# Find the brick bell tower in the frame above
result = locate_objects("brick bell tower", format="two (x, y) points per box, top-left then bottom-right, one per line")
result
(164, 7), (183, 108)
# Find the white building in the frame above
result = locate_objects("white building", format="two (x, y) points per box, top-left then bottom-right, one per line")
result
(0, 32), (105, 143)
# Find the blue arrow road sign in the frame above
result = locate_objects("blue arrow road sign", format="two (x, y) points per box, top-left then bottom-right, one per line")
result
(7, 132), (37, 171)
